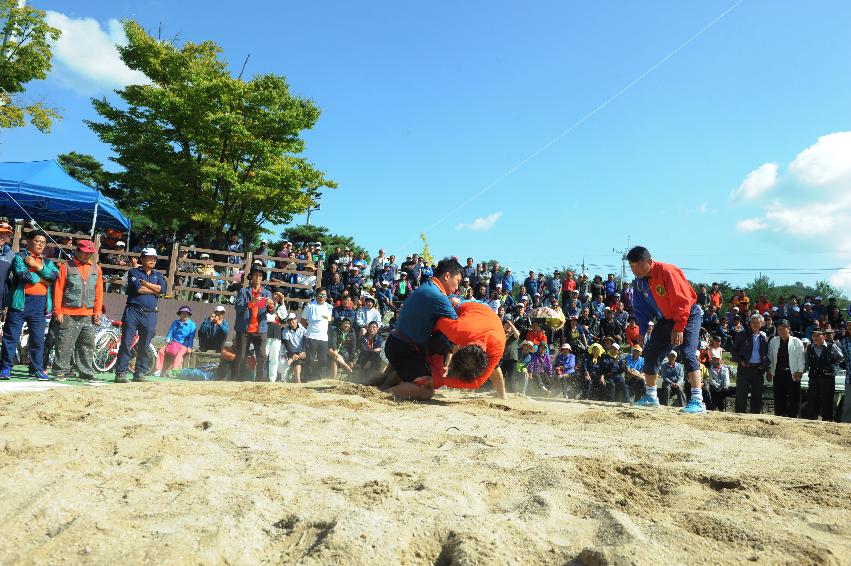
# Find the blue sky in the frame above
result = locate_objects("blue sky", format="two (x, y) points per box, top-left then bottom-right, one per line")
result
(4, 1), (851, 291)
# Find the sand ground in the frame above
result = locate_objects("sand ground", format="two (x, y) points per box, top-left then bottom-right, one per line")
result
(1, 381), (849, 565)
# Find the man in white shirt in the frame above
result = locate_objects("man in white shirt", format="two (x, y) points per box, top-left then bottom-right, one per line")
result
(300, 287), (333, 380)
(355, 296), (382, 335)
(766, 319), (806, 418)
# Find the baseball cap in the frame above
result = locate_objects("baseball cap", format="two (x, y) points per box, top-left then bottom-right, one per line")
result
(214, 305), (226, 313)
(76, 239), (96, 253)
(776, 319), (790, 327)
(200, 252), (210, 259)
(286, 312), (298, 320)
(140, 247), (158, 257)
(560, 343), (571, 350)
(610, 343), (620, 350)
(116, 241), (126, 247)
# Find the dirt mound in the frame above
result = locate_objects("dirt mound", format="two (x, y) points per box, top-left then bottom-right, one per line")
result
(0, 383), (848, 564)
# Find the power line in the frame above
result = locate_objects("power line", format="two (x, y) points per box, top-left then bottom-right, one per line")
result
(401, 0), (746, 249)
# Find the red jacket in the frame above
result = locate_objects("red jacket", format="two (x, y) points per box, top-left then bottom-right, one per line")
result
(633, 261), (697, 333)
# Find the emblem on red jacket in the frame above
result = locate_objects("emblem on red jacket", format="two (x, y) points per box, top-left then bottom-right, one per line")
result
(655, 284), (666, 296)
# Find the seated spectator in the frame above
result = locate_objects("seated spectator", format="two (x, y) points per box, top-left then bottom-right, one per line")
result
(554, 343), (577, 398)
(601, 343), (629, 402)
(355, 296), (382, 335)
(282, 313), (307, 383)
(329, 318), (357, 379)
(706, 353), (734, 411)
(526, 319), (547, 347)
(659, 351), (686, 407)
(357, 321), (385, 375)
(624, 344), (646, 401)
(199, 305), (229, 352)
(624, 316), (640, 347)
(153, 306), (196, 377)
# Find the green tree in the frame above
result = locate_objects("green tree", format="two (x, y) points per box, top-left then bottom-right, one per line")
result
(57, 151), (112, 192)
(279, 224), (368, 260)
(0, 0), (60, 133)
(87, 21), (335, 247)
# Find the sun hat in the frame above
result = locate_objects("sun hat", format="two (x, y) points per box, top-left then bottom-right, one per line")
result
(140, 247), (158, 257)
(177, 306), (192, 315)
(76, 239), (96, 253)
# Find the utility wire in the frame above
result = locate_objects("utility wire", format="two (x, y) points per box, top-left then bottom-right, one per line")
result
(402, 0), (746, 249)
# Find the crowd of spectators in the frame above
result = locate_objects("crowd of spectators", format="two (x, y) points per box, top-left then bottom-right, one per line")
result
(2, 222), (849, 423)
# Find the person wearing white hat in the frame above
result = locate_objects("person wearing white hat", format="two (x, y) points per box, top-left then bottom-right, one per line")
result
(114, 247), (166, 383)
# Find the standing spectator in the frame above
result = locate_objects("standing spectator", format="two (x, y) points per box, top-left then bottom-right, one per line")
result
(226, 233), (243, 274)
(462, 257), (477, 284)
(153, 306), (196, 376)
(696, 284), (708, 309)
(394, 272), (411, 305)
(114, 247), (165, 383)
(501, 318), (520, 392)
(266, 292), (288, 382)
(0, 231), (59, 381)
(766, 319), (805, 418)
(370, 249), (387, 282)
(709, 283), (722, 310)
(0, 221), (13, 254)
(604, 273), (617, 304)
(805, 328), (843, 421)
(52, 239), (103, 381)
(301, 287), (333, 380)
(524, 271), (538, 297)
(282, 313), (307, 383)
(199, 305), (229, 352)
(836, 326), (851, 423)
(233, 267), (273, 381)
(0, 224), (16, 309)
(501, 267), (515, 292)
(731, 313), (769, 414)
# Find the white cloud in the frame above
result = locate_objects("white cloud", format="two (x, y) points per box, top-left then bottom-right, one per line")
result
(789, 132), (851, 187)
(736, 218), (768, 233)
(455, 212), (502, 232)
(829, 265), (851, 290)
(44, 11), (149, 92)
(730, 162), (778, 200)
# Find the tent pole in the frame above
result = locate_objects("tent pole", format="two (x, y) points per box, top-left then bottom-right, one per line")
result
(90, 201), (99, 236)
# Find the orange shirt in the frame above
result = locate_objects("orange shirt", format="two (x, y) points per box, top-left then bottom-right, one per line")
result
(24, 255), (48, 296)
(54, 259), (104, 316)
(526, 329), (547, 346)
(625, 323), (640, 346)
(247, 287), (263, 333)
(710, 291), (722, 309)
(432, 301), (505, 389)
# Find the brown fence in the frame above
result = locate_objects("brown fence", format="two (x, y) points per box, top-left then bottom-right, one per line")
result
(10, 223), (323, 308)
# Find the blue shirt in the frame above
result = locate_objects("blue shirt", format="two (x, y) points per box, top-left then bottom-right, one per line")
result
(126, 267), (167, 309)
(394, 280), (457, 347)
(166, 319), (197, 348)
(749, 333), (762, 364)
(624, 354), (645, 374)
(632, 277), (664, 334)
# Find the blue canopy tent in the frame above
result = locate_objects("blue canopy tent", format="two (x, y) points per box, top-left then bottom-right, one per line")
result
(0, 159), (131, 232)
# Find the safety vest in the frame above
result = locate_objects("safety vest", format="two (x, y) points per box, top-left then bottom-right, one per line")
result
(62, 262), (99, 309)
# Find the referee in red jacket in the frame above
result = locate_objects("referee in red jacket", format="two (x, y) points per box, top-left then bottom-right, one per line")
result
(628, 246), (706, 414)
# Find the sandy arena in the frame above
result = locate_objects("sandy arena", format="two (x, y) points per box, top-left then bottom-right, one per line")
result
(1, 382), (849, 565)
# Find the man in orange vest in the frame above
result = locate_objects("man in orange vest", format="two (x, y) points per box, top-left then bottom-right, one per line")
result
(53, 239), (104, 380)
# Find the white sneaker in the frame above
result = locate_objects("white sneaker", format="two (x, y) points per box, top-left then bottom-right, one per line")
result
(153, 370), (161, 377)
